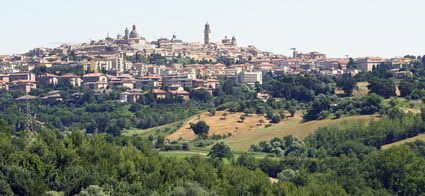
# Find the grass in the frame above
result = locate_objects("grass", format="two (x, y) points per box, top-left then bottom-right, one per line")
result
(159, 149), (275, 160)
(123, 121), (184, 138)
(381, 134), (425, 149)
(353, 82), (369, 96)
(167, 111), (268, 141)
(383, 97), (423, 114)
(225, 115), (376, 151)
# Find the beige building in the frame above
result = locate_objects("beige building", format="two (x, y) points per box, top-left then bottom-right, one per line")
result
(357, 57), (383, 72)
(236, 71), (262, 86)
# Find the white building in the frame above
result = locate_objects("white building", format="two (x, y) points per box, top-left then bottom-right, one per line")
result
(236, 71), (262, 86)
(357, 57), (383, 72)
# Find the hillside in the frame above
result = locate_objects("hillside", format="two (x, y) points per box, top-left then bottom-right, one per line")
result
(225, 115), (376, 151)
(167, 111), (268, 141)
(166, 109), (376, 151)
(381, 134), (425, 149)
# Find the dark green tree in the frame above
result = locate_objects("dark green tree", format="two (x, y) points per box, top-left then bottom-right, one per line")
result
(190, 121), (209, 136)
(368, 78), (396, 98)
(336, 76), (357, 95)
(208, 142), (233, 160)
(398, 80), (416, 97)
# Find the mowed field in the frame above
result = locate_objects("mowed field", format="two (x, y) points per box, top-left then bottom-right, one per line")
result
(167, 111), (268, 141)
(167, 109), (376, 151)
(335, 82), (369, 96)
(381, 134), (425, 149)
(225, 115), (376, 151)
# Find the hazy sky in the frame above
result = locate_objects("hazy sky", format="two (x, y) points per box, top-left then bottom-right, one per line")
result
(1, 0), (424, 57)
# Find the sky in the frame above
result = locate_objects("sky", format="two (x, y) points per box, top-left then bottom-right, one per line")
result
(1, 0), (424, 58)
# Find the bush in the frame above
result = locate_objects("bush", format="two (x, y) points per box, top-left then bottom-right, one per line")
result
(335, 110), (343, 119)
(190, 121), (209, 136)
(288, 107), (296, 117)
(271, 114), (282, 123)
(208, 142), (233, 160)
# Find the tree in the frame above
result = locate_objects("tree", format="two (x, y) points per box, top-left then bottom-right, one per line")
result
(244, 108), (255, 116)
(368, 78), (396, 98)
(236, 153), (258, 170)
(271, 114), (282, 123)
(364, 146), (425, 195)
(76, 185), (109, 196)
(421, 107), (425, 122)
(411, 89), (425, 100)
(277, 169), (298, 182)
(208, 142), (233, 160)
(190, 121), (209, 136)
(278, 111), (285, 120)
(0, 179), (13, 196)
(208, 109), (216, 116)
(106, 124), (122, 137)
(304, 95), (332, 121)
(190, 89), (212, 102)
(255, 81), (263, 93)
(259, 119), (265, 125)
(239, 115), (246, 122)
(398, 80), (416, 97)
(347, 57), (356, 69)
(288, 107), (296, 117)
(221, 112), (228, 120)
(166, 181), (215, 196)
(336, 76), (357, 95)
(266, 111), (274, 119)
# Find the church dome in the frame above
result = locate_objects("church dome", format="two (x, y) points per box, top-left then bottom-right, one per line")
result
(129, 25), (139, 38)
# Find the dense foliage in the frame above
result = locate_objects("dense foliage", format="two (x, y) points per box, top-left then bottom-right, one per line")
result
(249, 112), (425, 195)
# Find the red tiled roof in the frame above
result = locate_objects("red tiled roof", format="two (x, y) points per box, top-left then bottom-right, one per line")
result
(169, 90), (190, 95)
(40, 73), (58, 77)
(83, 73), (103, 77)
(152, 89), (167, 94)
(59, 74), (79, 78)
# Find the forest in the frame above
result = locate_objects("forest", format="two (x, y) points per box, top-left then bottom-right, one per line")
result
(0, 115), (424, 195)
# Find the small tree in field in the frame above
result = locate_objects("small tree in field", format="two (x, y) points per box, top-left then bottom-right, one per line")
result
(191, 121), (209, 136)
(279, 111), (285, 120)
(208, 142), (233, 160)
(271, 114), (282, 123)
(221, 112), (228, 120)
(288, 107), (296, 117)
(208, 109), (216, 116)
(259, 119), (265, 125)
(239, 115), (246, 122)
(244, 108), (251, 116)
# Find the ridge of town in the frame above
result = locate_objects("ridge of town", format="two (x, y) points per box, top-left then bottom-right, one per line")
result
(0, 23), (415, 102)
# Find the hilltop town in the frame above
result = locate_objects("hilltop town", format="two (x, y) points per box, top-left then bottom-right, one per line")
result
(0, 23), (417, 101)
(1, 0), (425, 193)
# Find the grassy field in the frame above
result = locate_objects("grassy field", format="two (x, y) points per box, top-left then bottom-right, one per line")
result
(225, 115), (376, 151)
(167, 111), (268, 141)
(353, 82), (369, 96)
(383, 97), (423, 114)
(123, 121), (184, 138)
(381, 134), (425, 149)
(159, 150), (275, 160)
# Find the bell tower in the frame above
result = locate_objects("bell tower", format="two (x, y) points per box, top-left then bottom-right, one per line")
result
(204, 23), (211, 45)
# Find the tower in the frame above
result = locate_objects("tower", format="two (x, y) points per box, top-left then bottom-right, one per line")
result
(204, 23), (211, 45)
(124, 28), (129, 40)
(129, 24), (139, 38)
(231, 36), (237, 46)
